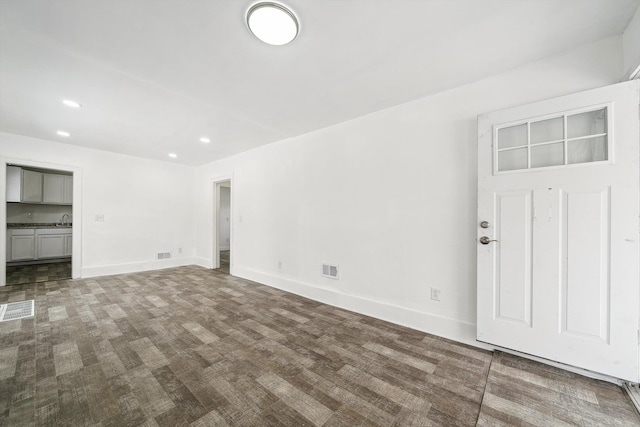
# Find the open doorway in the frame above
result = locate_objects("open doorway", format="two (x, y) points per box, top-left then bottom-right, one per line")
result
(214, 180), (231, 274)
(6, 165), (73, 285)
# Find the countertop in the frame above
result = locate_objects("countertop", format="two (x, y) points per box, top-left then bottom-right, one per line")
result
(7, 223), (72, 229)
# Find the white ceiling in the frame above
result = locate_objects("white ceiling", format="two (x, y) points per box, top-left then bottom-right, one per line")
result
(1, 0), (638, 166)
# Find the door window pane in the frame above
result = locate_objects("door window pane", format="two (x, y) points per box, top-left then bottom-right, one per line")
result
(568, 137), (607, 164)
(531, 117), (563, 144)
(494, 106), (609, 173)
(531, 143), (564, 168)
(567, 108), (607, 139)
(498, 149), (527, 172)
(498, 124), (527, 149)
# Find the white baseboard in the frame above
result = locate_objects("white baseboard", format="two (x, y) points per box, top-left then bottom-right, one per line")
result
(233, 266), (483, 349)
(81, 257), (196, 278)
(193, 256), (212, 269)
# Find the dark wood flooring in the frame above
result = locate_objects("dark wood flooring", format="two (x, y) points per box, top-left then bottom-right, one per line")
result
(0, 265), (637, 426)
(218, 250), (230, 274)
(6, 261), (71, 286)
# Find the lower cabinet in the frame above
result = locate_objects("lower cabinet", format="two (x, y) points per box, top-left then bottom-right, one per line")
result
(8, 229), (36, 261)
(7, 228), (72, 262)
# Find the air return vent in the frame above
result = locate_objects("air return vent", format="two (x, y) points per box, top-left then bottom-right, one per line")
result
(0, 300), (35, 322)
(157, 252), (171, 260)
(322, 264), (339, 279)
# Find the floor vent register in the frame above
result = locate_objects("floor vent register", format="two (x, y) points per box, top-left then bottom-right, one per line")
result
(0, 300), (35, 322)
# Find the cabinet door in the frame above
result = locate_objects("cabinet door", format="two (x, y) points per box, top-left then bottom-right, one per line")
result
(11, 235), (36, 261)
(6, 166), (22, 202)
(22, 170), (42, 202)
(63, 175), (73, 204)
(43, 174), (65, 204)
(64, 234), (72, 256)
(37, 234), (66, 258)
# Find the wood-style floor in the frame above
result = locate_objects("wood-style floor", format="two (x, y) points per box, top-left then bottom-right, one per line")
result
(0, 265), (637, 426)
(218, 250), (230, 274)
(6, 261), (71, 286)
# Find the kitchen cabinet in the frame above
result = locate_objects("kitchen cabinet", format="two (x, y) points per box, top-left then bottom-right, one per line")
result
(6, 166), (21, 202)
(36, 229), (66, 259)
(43, 173), (65, 204)
(22, 170), (43, 203)
(63, 175), (73, 204)
(64, 234), (73, 256)
(5, 167), (73, 204)
(7, 229), (36, 262)
(6, 228), (71, 262)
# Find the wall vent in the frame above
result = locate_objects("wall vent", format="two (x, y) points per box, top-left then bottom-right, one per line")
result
(322, 264), (339, 279)
(157, 252), (171, 260)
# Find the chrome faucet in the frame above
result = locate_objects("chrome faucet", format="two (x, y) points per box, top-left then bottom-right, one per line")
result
(61, 214), (70, 226)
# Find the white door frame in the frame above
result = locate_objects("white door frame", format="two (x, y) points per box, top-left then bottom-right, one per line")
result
(0, 157), (82, 286)
(212, 175), (233, 272)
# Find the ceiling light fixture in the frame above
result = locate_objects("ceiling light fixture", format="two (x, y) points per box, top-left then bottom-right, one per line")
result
(56, 130), (71, 137)
(200, 137), (211, 143)
(62, 99), (82, 108)
(246, 2), (299, 45)
(168, 153), (177, 158)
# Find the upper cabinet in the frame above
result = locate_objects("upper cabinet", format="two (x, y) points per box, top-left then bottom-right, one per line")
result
(6, 166), (21, 202)
(6, 166), (73, 205)
(63, 175), (73, 204)
(43, 173), (65, 204)
(22, 169), (43, 202)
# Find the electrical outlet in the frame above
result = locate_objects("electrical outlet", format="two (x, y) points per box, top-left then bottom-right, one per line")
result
(430, 287), (441, 301)
(178, 247), (182, 254)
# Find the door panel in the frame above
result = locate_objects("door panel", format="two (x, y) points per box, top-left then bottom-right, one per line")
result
(477, 80), (640, 381)
(560, 188), (610, 342)
(495, 191), (533, 325)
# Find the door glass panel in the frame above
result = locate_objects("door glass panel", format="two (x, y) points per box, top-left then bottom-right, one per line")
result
(498, 148), (527, 172)
(498, 124), (527, 149)
(568, 137), (607, 164)
(531, 117), (563, 144)
(567, 108), (607, 139)
(531, 143), (564, 168)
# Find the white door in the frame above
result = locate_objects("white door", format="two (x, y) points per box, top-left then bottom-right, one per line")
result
(477, 81), (640, 382)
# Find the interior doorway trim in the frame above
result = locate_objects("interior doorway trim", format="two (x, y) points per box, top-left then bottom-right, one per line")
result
(212, 175), (233, 274)
(0, 157), (82, 286)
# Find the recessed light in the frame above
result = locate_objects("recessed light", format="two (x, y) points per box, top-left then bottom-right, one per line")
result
(247, 2), (299, 46)
(168, 153), (177, 158)
(62, 99), (82, 108)
(200, 137), (211, 143)
(56, 130), (71, 137)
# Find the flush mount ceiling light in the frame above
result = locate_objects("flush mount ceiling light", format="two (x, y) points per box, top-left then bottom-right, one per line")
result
(56, 130), (71, 137)
(246, 2), (299, 45)
(200, 137), (211, 143)
(168, 153), (177, 158)
(62, 99), (82, 108)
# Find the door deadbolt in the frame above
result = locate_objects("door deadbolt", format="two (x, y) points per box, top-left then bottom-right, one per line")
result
(480, 221), (490, 229)
(479, 236), (498, 245)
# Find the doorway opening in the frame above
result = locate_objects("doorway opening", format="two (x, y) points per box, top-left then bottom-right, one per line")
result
(5, 164), (73, 285)
(214, 180), (231, 274)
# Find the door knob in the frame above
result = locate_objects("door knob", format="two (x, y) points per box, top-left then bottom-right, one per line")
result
(479, 236), (498, 245)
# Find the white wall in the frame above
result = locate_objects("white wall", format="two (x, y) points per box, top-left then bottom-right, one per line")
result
(623, 5), (640, 79)
(194, 36), (624, 346)
(1, 132), (196, 280)
(219, 185), (231, 250)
